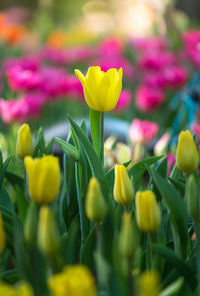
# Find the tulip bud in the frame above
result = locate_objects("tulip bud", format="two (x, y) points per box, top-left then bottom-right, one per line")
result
(0, 212), (5, 255)
(16, 124), (34, 160)
(176, 130), (198, 174)
(24, 155), (60, 204)
(136, 191), (161, 233)
(116, 143), (131, 164)
(16, 281), (34, 296)
(119, 212), (135, 259)
(185, 174), (200, 221)
(138, 270), (160, 296)
(37, 206), (60, 256)
(85, 177), (107, 224)
(113, 164), (134, 206)
(24, 201), (38, 245)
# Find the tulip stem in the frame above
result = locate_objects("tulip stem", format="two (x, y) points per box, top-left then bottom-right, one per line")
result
(127, 259), (133, 296)
(100, 112), (104, 166)
(147, 234), (153, 270)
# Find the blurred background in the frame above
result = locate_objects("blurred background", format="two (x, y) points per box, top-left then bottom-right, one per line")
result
(1, 0), (200, 159)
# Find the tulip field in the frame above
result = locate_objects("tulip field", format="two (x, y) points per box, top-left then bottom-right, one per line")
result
(1, 2), (200, 296)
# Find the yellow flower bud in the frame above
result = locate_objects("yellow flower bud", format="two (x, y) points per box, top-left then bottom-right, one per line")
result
(16, 124), (34, 160)
(136, 191), (161, 233)
(116, 143), (131, 164)
(48, 265), (97, 296)
(24, 155), (60, 204)
(0, 212), (5, 255)
(113, 164), (134, 206)
(0, 282), (16, 296)
(16, 282), (34, 296)
(138, 270), (160, 296)
(176, 130), (198, 174)
(85, 177), (107, 224)
(119, 212), (135, 259)
(37, 206), (60, 257)
(75, 66), (123, 112)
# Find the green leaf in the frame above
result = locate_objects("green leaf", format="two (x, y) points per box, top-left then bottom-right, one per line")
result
(15, 185), (28, 225)
(34, 127), (45, 157)
(55, 137), (80, 161)
(150, 167), (189, 258)
(107, 155), (163, 188)
(152, 244), (196, 291)
(81, 225), (96, 269)
(45, 137), (54, 155)
(0, 157), (11, 191)
(0, 187), (14, 213)
(159, 277), (184, 296)
(67, 115), (108, 195)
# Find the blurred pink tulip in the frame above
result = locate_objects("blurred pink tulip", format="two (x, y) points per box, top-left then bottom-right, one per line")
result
(129, 119), (158, 144)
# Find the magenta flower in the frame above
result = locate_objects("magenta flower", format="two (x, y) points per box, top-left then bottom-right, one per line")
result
(182, 30), (200, 68)
(114, 90), (132, 112)
(0, 93), (46, 123)
(135, 85), (165, 112)
(138, 50), (176, 70)
(129, 119), (158, 144)
(131, 37), (167, 52)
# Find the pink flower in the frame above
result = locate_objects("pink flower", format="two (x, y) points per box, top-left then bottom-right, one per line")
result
(143, 66), (187, 89)
(114, 89), (132, 112)
(135, 85), (165, 112)
(182, 30), (200, 68)
(131, 37), (167, 52)
(154, 133), (171, 155)
(167, 153), (176, 175)
(129, 119), (158, 144)
(138, 50), (176, 70)
(0, 93), (46, 123)
(191, 123), (200, 139)
(98, 37), (123, 58)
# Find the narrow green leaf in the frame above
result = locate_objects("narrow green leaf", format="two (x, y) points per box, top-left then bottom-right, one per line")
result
(67, 115), (108, 195)
(0, 157), (11, 191)
(152, 244), (196, 290)
(55, 137), (80, 161)
(159, 277), (184, 296)
(150, 167), (189, 258)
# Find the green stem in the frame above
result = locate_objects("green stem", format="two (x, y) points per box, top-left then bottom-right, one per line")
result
(24, 167), (29, 201)
(147, 233), (153, 270)
(100, 112), (104, 166)
(127, 259), (133, 296)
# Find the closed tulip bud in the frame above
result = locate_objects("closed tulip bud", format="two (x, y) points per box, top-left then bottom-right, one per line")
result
(185, 174), (200, 221)
(113, 164), (134, 206)
(0, 212), (5, 255)
(119, 212), (135, 259)
(138, 270), (160, 296)
(85, 177), (107, 224)
(16, 282), (34, 296)
(24, 155), (60, 204)
(37, 206), (60, 257)
(16, 124), (34, 160)
(75, 66), (123, 112)
(116, 143), (131, 164)
(24, 201), (38, 245)
(176, 130), (198, 174)
(136, 191), (161, 233)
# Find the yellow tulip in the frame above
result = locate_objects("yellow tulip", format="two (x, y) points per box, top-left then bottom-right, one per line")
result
(24, 155), (60, 204)
(136, 191), (161, 233)
(0, 212), (5, 255)
(0, 282), (16, 296)
(16, 124), (34, 160)
(48, 265), (97, 296)
(119, 212), (135, 259)
(176, 130), (198, 174)
(37, 206), (60, 256)
(85, 177), (107, 224)
(16, 282), (34, 296)
(113, 164), (134, 206)
(138, 270), (160, 296)
(75, 66), (123, 112)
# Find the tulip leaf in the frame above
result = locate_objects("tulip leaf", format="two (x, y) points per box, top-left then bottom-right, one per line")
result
(34, 127), (45, 157)
(0, 187), (14, 213)
(80, 225), (96, 269)
(152, 244), (196, 291)
(159, 277), (184, 296)
(0, 156), (11, 191)
(55, 137), (80, 162)
(67, 115), (109, 195)
(106, 155), (163, 188)
(150, 167), (189, 258)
